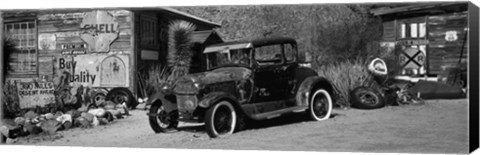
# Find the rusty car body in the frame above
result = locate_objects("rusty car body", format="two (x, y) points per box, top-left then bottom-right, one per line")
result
(147, 37), (336, 138)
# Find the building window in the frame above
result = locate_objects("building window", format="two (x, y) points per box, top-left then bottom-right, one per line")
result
(4, 21), (37, 75)
(399, 22), (426, 39)
(140, 15), (159, 49)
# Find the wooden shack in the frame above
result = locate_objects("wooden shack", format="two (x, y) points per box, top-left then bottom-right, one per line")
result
(372, 2), (468, 78)
(2, 8), (223, 109)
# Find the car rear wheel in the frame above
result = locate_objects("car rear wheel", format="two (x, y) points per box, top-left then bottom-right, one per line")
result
(308, 89), (332, 121)
(205, 101), (237, 138)
(149, 102), (178, 133)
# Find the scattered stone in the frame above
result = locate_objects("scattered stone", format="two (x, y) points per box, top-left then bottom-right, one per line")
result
(24, 111), (38, 120)
(66, 110), (81, 119)
(45, 113), (55, 120)
(40, 119), (62, 135)
(88, 108), (107, 117)
(81, 112), (95, 123)
(14, 117), (26, 126)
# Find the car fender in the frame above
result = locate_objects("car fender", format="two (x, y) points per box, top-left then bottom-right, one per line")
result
(147, 92), (177, 113)
(295, 76), (335, 107)
(198, 91), (240, 109)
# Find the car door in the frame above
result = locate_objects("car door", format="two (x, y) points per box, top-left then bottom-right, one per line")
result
(251, 44), (287, 113)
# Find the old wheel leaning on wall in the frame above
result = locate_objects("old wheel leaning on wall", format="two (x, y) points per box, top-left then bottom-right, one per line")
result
(106, 88), (138, 109)
(350, 87), (385, 109)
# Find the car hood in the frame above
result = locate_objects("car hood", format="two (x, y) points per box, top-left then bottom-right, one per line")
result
(174, 67), (252, 94)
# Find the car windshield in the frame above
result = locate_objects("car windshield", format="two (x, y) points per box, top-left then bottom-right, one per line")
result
(206, 48), (251, 70)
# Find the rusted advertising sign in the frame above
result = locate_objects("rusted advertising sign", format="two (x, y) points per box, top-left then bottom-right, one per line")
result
(80, 10), (119, 52)
(57, 54), (129, 87)
(16, 81), (55, 108)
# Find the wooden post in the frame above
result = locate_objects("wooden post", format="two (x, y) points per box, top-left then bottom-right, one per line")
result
(0, 11), (4, 123)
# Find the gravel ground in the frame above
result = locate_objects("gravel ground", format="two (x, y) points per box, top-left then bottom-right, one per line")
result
(4, 99), (470, 154)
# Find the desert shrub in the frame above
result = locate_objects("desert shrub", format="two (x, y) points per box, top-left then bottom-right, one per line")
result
(316, 58), (379, 108)
(144, 64), (170, 96)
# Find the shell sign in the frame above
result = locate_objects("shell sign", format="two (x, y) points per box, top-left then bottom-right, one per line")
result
(80, 10), (119, 52)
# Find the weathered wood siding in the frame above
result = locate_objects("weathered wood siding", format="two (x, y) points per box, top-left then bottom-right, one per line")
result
(5, 9), (134, 89)
(382, 21), (396, 41)
(427, 12), (468, 75)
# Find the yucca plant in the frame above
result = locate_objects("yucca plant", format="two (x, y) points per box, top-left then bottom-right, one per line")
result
(316, 58), (379, 108)
(166, 20), (197, 83)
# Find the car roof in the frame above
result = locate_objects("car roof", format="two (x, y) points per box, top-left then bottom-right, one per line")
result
(204, 37), (296, 53)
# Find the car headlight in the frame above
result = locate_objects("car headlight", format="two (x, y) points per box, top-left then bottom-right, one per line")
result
(194, 82), (204, 89)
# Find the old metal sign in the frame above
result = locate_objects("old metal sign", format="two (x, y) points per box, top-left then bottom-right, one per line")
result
(80, 10), (119, 52)
(445, 31), (458, 42)
(399, 48), (425, 69)
(16, 81), (55, 108)
(57, 54), (129, 87)
(38, 33), (57, 50)
(61, 43), (88, 55)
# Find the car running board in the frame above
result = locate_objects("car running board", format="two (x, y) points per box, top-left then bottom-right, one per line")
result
(252, 106), (308, 120)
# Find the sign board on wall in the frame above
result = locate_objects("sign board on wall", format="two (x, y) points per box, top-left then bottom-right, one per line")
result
(399, 48), (425, 69)
(38, 33), (57, 50)
(141, 50), (159, 60)
(16, 81), (55, 108)
(445, 31), (458, 42)
(80, 10), (119, 53)
(57, 54), (129, 87)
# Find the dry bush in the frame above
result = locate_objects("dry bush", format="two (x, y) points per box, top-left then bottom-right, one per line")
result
(316, 58), (379, 108)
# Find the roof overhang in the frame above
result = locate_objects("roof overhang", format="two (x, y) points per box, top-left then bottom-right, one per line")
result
(371, 2), (468, 20)
(2, 7), (221, 28)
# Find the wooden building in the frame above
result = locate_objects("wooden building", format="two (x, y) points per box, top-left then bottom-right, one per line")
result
(371, 2), (469, 77)
(2, 8), (223, 109)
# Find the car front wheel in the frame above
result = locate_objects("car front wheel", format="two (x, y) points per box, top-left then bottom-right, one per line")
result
(149, 102), (178, 133)
(205, 101), (237, 138)
(308, 89), (333, 121)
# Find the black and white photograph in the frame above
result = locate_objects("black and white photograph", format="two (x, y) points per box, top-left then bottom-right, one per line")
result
(0, 1), (478, 155)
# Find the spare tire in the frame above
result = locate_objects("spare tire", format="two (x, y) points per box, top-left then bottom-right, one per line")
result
(106, 88), (138, 109)
(351, 87), (385, 109)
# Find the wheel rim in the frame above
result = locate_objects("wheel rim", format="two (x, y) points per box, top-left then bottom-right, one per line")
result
(94, 94), (106, 105)
(212, 102), (236, 135)
(112, 91), (128, 104)
(310, 90), (332, 121)
(359, 92), (377, 105)
(156, 105), (176, 128)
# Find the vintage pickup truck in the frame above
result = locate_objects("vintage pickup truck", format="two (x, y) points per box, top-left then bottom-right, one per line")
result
(147, 37), (336, 138)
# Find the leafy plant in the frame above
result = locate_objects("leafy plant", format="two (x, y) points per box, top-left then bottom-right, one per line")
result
(2, 81), (21, 118)
(144, 64), (170, 96)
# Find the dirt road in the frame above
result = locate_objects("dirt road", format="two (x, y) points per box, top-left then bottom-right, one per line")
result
(10, 99), (469, 154)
